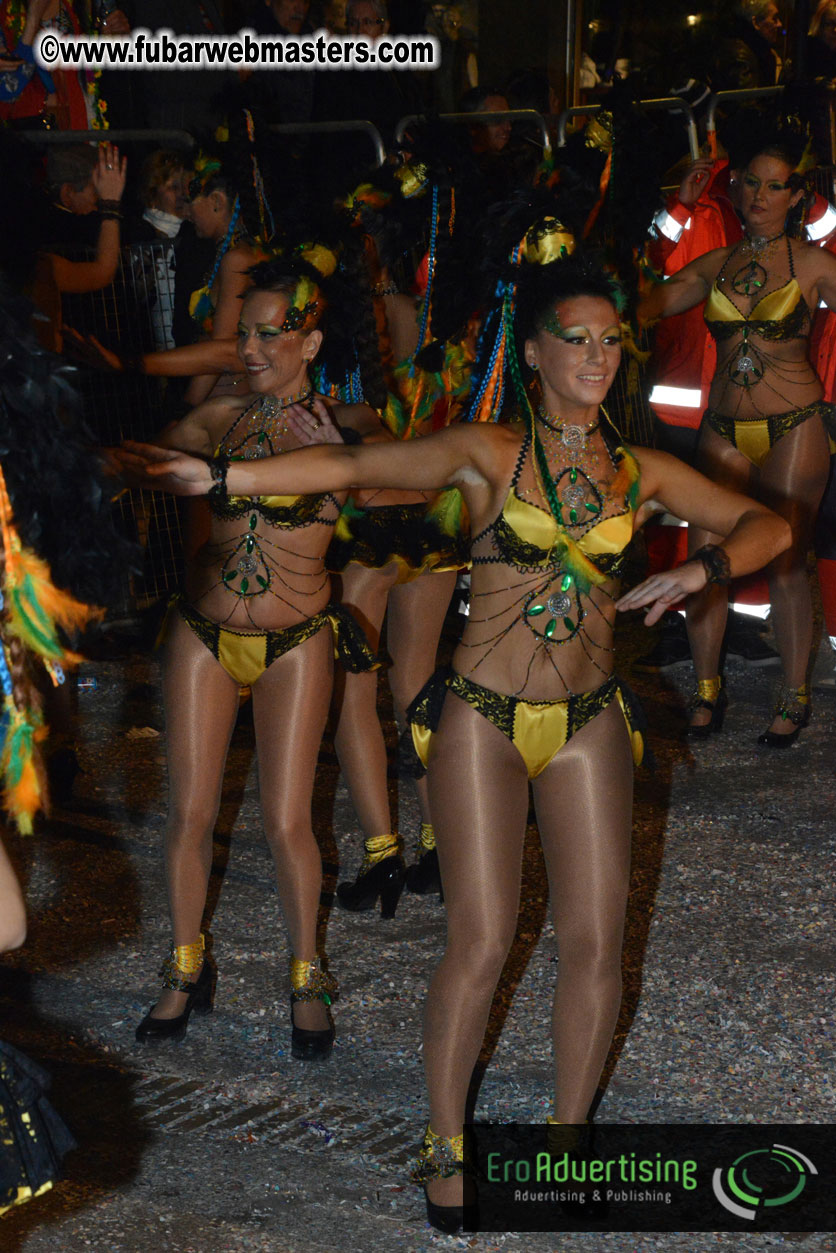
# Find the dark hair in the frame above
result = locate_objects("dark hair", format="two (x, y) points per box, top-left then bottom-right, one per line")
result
(140, 149), (186, 210)
(45, 144), (97, 198)
(513, 253), (623, 347)
(247, 243), (387, 409)
(459, 85), (508, 113)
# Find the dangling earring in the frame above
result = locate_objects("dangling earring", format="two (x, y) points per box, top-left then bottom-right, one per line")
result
(529, 360), (539, 371)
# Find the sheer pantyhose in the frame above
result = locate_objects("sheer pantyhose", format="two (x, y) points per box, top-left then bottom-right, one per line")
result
(332, 563), (457, 846)
(151, 613), (333, 1031)
(687, 415), (830, 731)
(423, 694), (633, 1205)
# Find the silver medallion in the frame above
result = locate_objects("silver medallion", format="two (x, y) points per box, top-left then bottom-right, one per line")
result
(736, 356), (754, 374)
(563, 483), (586, 506)
(237, 554), (258, 575)
(260, 396), (282, 419)
(547, 592), (571, 618)
(561, 425), (586, 451)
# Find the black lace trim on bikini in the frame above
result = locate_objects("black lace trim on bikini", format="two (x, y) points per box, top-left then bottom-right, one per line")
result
(706, 298), (811, 343)
(208, 491), (341, 527)
(704, 400), (834, 443)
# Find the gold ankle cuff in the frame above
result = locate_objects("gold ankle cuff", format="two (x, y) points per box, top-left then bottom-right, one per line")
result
(289, 955), (338, 1006)
(546, 1116), (585, 1154)
(774, 683), (811, 724)
(695, 677), (722, 704)
(418, 823), (435, 853)
(159, 934), (204, 991)
(412, 1124), (465, 1185)
(360, 832), (400, 871)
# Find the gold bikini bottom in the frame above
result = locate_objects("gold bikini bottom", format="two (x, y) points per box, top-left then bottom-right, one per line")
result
(171, 597), (379, 687)
(702, 401), (836, 468)
(407, 669), (645, 780)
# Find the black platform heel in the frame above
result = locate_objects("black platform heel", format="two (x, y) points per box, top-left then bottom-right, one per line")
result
(413, 1125), (466, 1236)
(289, 956), (337, 1061)
(336, 834), (405, 918)
(685, 676), (727, 739)
(405, 824), (443, 899)
(135, 935), (215, 1044)
(757, 683), (810, 748)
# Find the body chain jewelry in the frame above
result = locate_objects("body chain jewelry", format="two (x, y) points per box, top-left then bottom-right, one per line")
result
(729, 230), (786, 298)
(220, 389), (314, 460)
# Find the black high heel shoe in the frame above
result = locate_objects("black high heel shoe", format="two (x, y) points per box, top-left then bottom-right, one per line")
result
(757, 683), (810, 748)
(685, 677), (727, 740)
(405, 823), (443, 898)
(289, 956), (337, 1061)
(405, 848), (442, 897)
(336, 835), (405, 918)
(135, 938), (215, 1044)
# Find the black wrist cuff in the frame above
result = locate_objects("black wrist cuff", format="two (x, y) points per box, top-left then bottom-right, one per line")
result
(692, 544), (731, 586)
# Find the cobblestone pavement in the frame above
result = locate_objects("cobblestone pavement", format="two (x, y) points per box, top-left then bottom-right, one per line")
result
(1, 617), (834, 1253)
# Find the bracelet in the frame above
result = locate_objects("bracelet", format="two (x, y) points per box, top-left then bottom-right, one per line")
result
(371, 281), (399, 297)
(100, 210), (123, 221)
(98, 199), (122, 211)
(692, 544), (731, 586)
(337, 425), (362, 445)
(208, 455), (229, 502)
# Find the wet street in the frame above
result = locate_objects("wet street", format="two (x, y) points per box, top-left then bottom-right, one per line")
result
(1, 614), (833, 1253)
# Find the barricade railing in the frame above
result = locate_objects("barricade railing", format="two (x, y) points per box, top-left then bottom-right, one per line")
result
(267, 119), (386, 166)
(703, 85), (784, 144)
(556, 98), (700, 159)
(15, 128), (195, 149)
(395, 109), (551, 152)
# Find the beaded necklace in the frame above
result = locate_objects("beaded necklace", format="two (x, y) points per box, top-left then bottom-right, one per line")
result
(533, 409), (605, 529)
(220, 388), (314, 460)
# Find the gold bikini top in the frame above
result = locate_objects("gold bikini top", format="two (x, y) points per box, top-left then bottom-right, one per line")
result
(471, 431), (639, 581)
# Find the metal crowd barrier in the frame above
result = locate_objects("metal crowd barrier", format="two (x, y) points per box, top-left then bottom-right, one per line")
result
(58, 240), (186, 615)
(556, 98), (700, 160)
(15, 128), (195, 149)
(394, 109), (551, 151)
(703, 85), (784, 142)
(267, 119), (386, 167)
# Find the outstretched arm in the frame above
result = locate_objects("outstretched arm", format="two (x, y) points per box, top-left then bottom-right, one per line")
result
(617, 448), (791, 624)
(119, 397), (505, 498)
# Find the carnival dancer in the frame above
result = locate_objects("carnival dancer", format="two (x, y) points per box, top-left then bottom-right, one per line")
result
(119, 236), (789, 1233)
(128, 249), (384, 1058)
(640, 135), (836, 744)
(328, 152), (479, 914)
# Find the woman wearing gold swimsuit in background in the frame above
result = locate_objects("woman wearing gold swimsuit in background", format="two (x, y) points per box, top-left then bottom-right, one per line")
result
(640, 138), (836, 744)
(131, 251), (381, 1058)
(122, 242), (789, 1234)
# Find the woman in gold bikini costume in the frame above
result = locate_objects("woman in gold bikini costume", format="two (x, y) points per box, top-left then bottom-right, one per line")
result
(123, 243), (789, 1234)
(130, 250), (382, 1058)
(640, 139), (836, 744)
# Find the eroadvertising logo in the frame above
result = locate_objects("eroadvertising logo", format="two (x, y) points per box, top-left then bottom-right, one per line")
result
(712, 1142), (817, 1221)
(467, 1123), (835, 1233)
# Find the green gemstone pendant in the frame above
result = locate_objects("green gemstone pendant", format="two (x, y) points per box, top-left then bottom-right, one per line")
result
(563, 616), (575, 632)
(561, 573), (572, 591)
(527, 604), (546, 617)
(240, 577), (249, 593)
(545, 618), (557, 639)
(249, 514), (258, 529)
